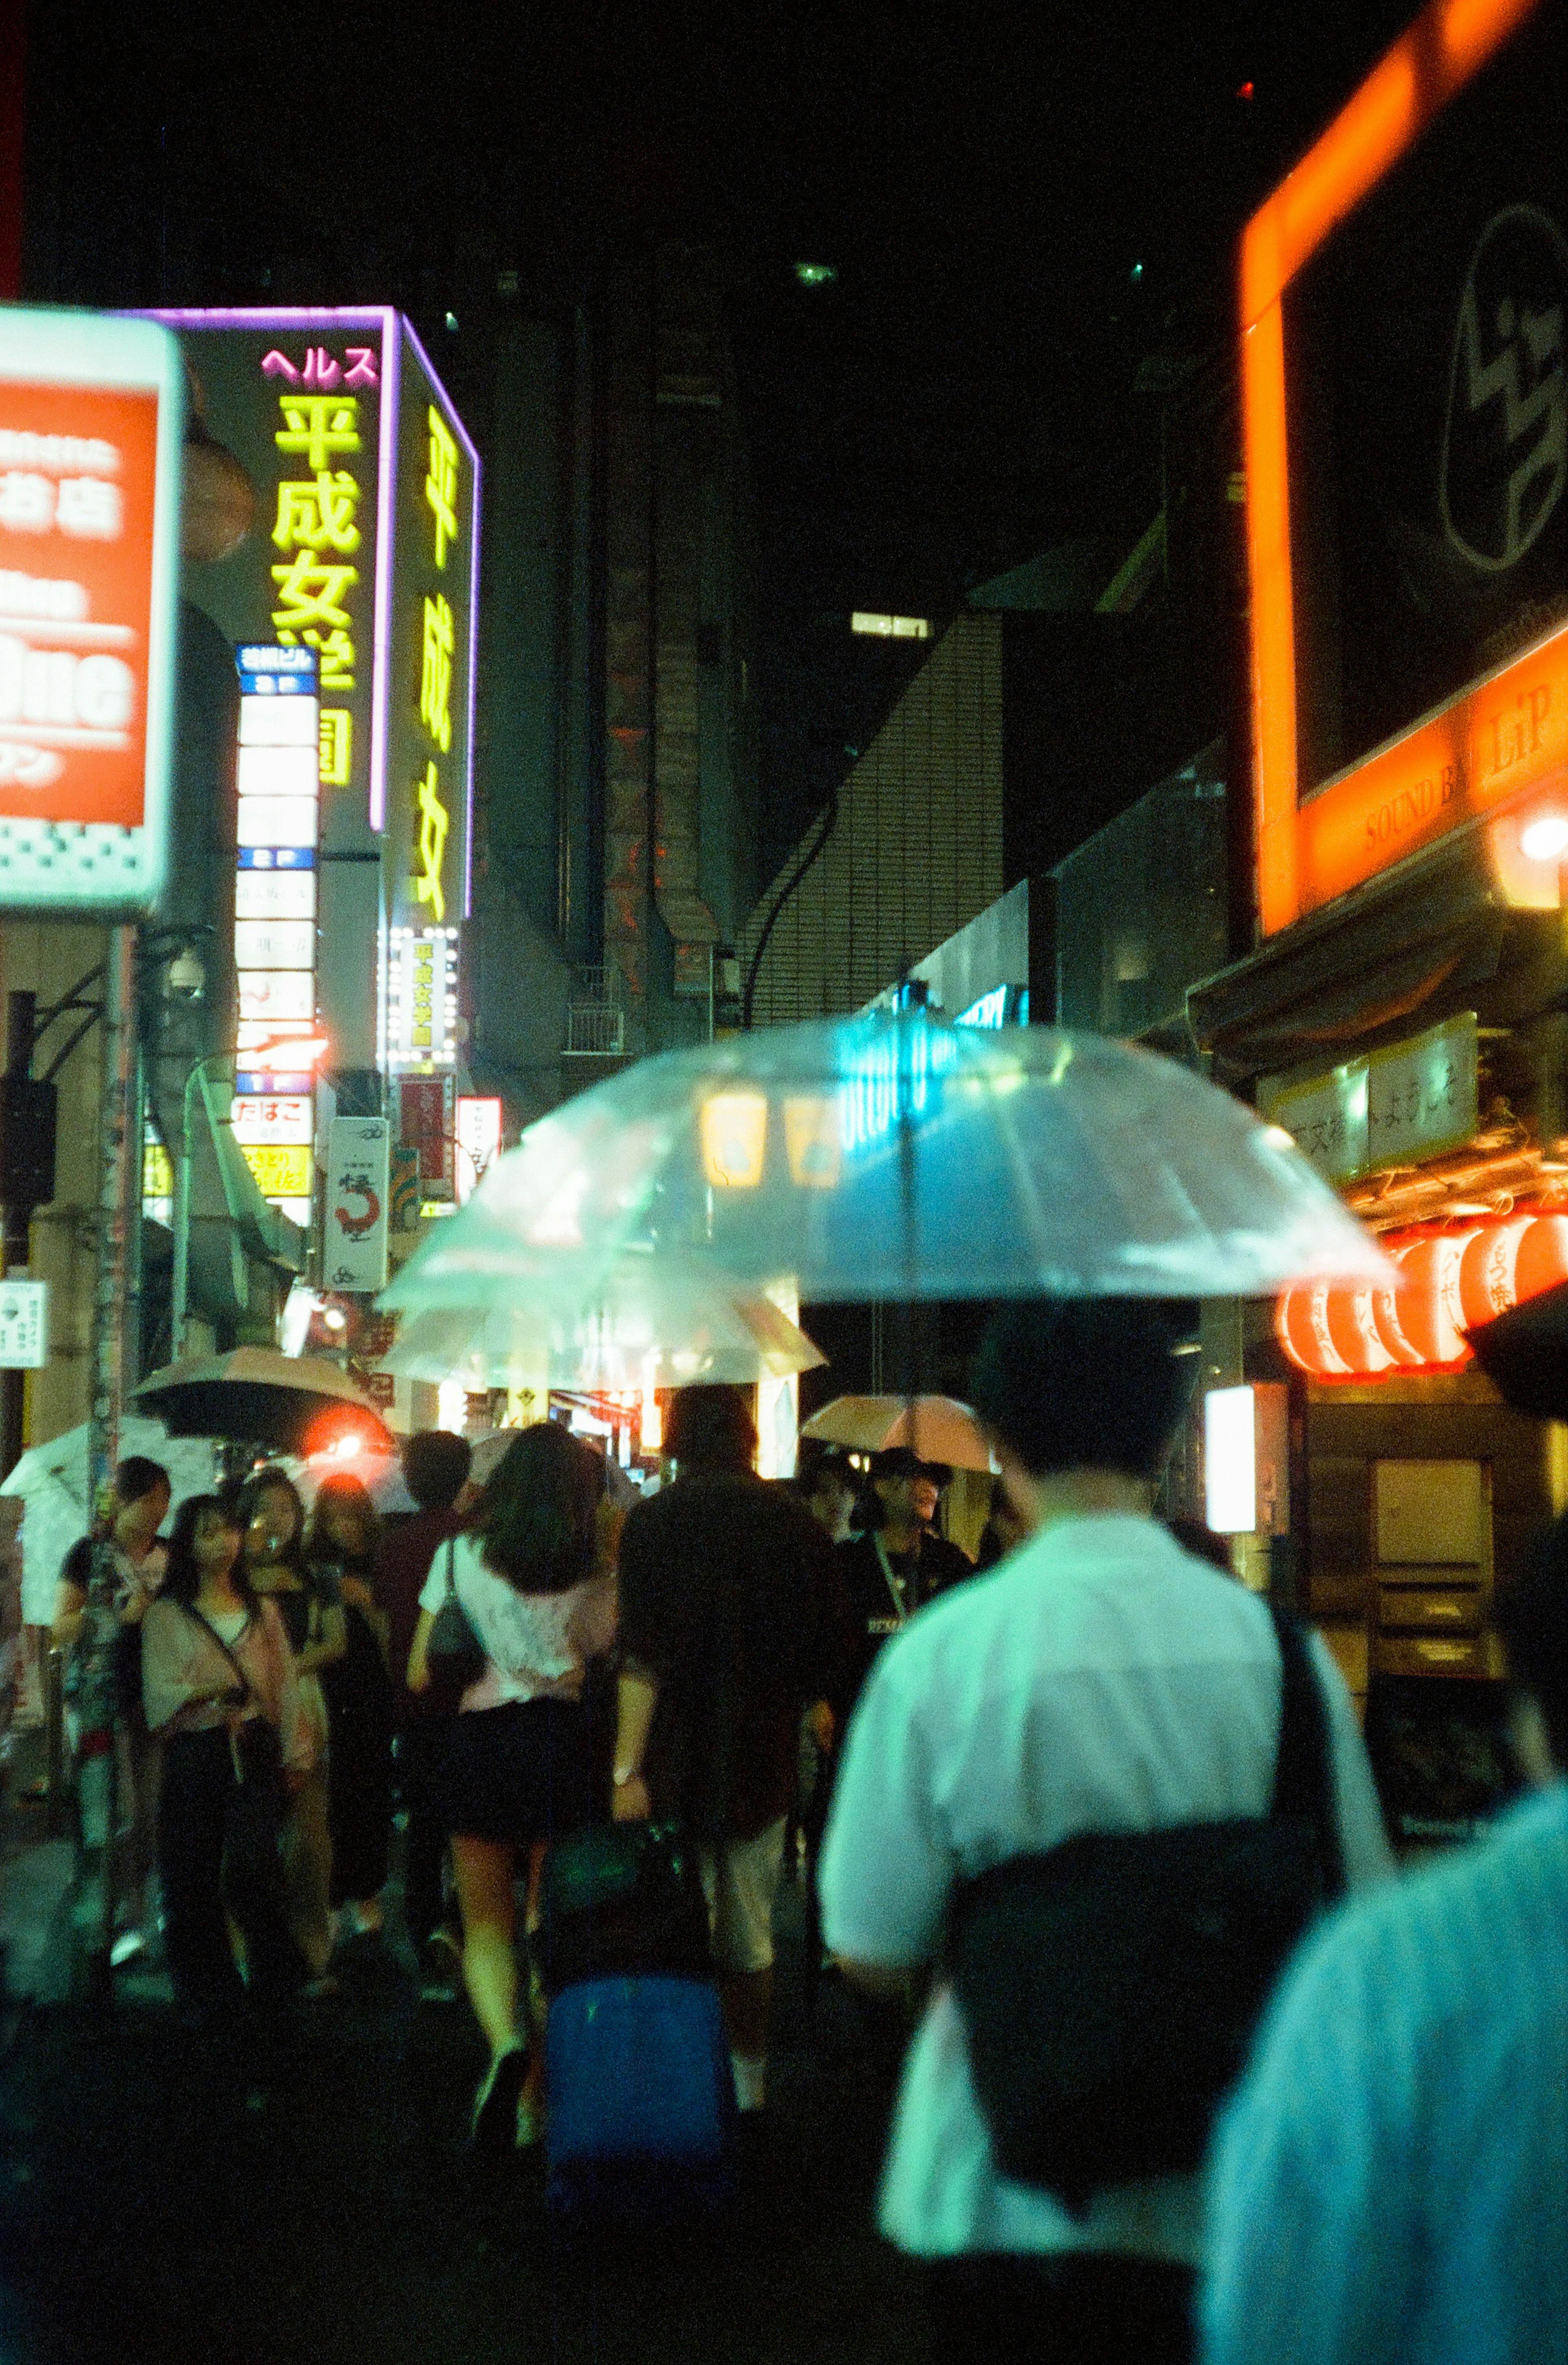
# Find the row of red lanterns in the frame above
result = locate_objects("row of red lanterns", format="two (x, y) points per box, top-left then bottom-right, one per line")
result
(1277, 1213), (1568, 1378)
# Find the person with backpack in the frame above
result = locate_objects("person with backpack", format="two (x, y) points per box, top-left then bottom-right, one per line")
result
(817, 1296), (1394, 2365)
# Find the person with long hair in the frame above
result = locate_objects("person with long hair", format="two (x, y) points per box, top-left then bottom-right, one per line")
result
(305, 1474), (394, 1943)
(407, 1423), (617, 2152)
(140, 1495), (309, 2016)
(238, 1467), (344, 1992)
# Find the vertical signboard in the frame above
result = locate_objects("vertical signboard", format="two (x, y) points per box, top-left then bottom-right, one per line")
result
(144, 310), (394, 832)
(0, 308), (183, 913)
(323, 1114), (390, 1291)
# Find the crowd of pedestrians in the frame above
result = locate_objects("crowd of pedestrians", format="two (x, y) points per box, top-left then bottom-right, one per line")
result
(44, 1320), (1568, 2362)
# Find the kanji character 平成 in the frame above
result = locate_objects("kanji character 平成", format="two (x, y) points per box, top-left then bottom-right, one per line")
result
(420, 592), (454, 752)
(424, 407), (459, 568)
(272, 471), (361, 555)
(275, 394), (362, 474)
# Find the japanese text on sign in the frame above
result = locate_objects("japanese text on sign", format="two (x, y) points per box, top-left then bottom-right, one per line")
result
(1260, 1013), (1479, 1185)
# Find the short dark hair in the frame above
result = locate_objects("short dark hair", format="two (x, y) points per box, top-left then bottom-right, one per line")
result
(163, 1494), (254, 1610)
(970, 1297), (1200, 1480)
(666, 1385), (756, 1474)
(115, 1456), (170, 1509)
(797, 1441), (854, 1499)
(403, 1428), (472, 1511)
(305, 1473), (382, 1566)
(469, 1422), (606, 1595)
(1496, 1524), (1568, 1770)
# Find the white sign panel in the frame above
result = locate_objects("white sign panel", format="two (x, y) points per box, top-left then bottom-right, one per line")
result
(1260, 1013), (1477, 1185)
(323, 1116), (390, 1292)
(0, 1278), (48, 1368)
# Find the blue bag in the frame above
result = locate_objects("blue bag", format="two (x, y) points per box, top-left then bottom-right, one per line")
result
(545, 1975), (737, 2219)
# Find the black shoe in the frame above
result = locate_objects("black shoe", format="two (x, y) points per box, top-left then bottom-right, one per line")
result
(471, 2045), (527, 2153)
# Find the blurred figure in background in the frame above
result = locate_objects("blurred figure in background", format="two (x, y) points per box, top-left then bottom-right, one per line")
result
(797, 1441), (858, 1544)
(612, 1385), (838, 2113)
(52, 1456), (172, 1971)
(240, 1467), (343, 1995)
(306, 1474), (394, 1946)
(380, 1430), (473, 1994)
(1203, 1529), (1568, 2365)
(830, 1448), (971, 1737)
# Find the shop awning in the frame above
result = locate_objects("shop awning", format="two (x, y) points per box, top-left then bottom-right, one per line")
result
(1187, 824), (1517, 1081)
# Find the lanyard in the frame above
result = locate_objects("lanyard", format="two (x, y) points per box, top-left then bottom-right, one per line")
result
(873, 1533), (912, 1626)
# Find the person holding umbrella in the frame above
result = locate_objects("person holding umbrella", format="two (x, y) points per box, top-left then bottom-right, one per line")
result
(831, 1448), (973, 1734)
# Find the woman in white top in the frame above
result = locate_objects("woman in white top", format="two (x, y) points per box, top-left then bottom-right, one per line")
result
(408, 1423), (617, 2151)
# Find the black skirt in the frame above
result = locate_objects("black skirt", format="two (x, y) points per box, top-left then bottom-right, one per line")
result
(434, 1697), (598, 1850)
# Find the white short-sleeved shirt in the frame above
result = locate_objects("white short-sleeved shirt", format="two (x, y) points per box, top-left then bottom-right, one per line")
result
(418, 1532), (615, 1712)
(817, 1513), (1395, 2264)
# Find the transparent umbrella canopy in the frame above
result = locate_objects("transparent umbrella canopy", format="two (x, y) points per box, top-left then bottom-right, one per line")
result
(379, 1243), (825, 1390)
(381, 1009), (1393, 1309)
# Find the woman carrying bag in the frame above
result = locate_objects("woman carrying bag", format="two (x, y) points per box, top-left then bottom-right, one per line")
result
(407, 1424), (617, 2153)
(239, 1466), (345, 1992)
(305, 1474), (396, 1944)
(141, 1495), (310, 2019)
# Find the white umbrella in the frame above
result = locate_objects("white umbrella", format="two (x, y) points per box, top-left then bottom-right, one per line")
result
(379, 1234), (825, 1388)
(381, 1009), (1392, 1309)
(2, 1417), (218, 1625)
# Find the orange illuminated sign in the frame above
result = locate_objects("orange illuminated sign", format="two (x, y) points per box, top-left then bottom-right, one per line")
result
(1241, 0), (1546, 933)
(0, 308), (183, 915)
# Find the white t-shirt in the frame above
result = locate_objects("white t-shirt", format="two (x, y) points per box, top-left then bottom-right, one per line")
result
(419, 1532), (616, 1712)
(817, 1513), (1395, 2265)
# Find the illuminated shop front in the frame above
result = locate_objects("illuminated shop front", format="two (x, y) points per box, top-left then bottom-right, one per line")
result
(1189, 0), (1568, 1838)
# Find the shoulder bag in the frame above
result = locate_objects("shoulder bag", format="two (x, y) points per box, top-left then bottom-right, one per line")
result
(182, 1606), (290, 1888)
(949, 1604), (1345, 2212)
(424, 1540), (487, 1715)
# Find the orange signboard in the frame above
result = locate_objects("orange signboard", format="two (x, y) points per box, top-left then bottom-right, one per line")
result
(1240, 0), (1546, 935)
(0, 309), (182, 915)
(0, 379), (159, 827)
(1298, 619), (1568, 911)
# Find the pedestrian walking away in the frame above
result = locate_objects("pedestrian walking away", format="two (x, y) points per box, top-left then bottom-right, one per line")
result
(1203, 1527), (1568, 2365)
(379, 1428), (474, 1993)
(406, 1422), (616, 2151)
(239, 1467), (344, 1992)
(306, 1474), (396, 1945)
(612, 1383), (839, 2115)
(140, 1494), (309, 2019)
(818, 1296), (1394, 2365)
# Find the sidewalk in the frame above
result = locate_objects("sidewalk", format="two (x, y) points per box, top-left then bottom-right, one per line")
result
(0, 1784), (931, 2365)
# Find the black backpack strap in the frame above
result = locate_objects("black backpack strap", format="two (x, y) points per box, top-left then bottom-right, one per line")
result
(1267, 1603), (1345, 1901)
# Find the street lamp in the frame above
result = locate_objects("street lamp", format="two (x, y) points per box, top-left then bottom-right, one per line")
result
(169, 1033), (330, 1362)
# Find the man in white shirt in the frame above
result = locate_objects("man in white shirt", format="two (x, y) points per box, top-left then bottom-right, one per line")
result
(817, 1296), (1393, 2365)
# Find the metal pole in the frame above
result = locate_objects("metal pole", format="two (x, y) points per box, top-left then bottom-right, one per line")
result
(1, 988), (36, 1478)
(169, 1054), (205, 1364)
(78, 923), (137, 2002)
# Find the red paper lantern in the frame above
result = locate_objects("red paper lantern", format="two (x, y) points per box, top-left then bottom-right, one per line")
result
(1514, 1214), (1568, 1305)
(1370, 1244), (1425, 1366)
(1394, 1231), (1479, 1366)
(1459, 1216), (1532, 1329)
(1276, 1283), (1352, 1376)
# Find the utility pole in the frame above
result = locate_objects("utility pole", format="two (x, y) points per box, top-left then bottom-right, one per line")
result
(74, 926), (138, 2004)
(0, 990), (38, 1477)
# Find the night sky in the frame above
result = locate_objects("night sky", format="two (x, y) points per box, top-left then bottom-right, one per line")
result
(23, 0), (1423, 871)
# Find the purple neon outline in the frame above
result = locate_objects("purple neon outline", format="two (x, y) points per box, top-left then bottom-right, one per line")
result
(399, 314), (481, 921)
(140, 305), (398, 835)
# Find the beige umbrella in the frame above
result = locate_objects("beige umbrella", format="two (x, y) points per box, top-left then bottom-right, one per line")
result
(133, 1347), (393, 1453)
(801, 1393), (993, 1471)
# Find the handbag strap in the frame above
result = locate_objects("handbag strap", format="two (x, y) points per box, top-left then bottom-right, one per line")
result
(1266, 1603), (1345, 1900)
(183, 1602), (261, 1715)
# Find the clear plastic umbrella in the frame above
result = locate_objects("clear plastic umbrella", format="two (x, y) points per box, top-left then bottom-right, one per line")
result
(382, 1009), (1391, 1308)
(379, 1246), (825, 1390)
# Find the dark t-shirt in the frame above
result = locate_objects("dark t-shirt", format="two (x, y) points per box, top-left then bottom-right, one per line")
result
(617, 1470), (837, 1842)
(831, 1527), (973, 1730)
(379, 1506), (462, 1722)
